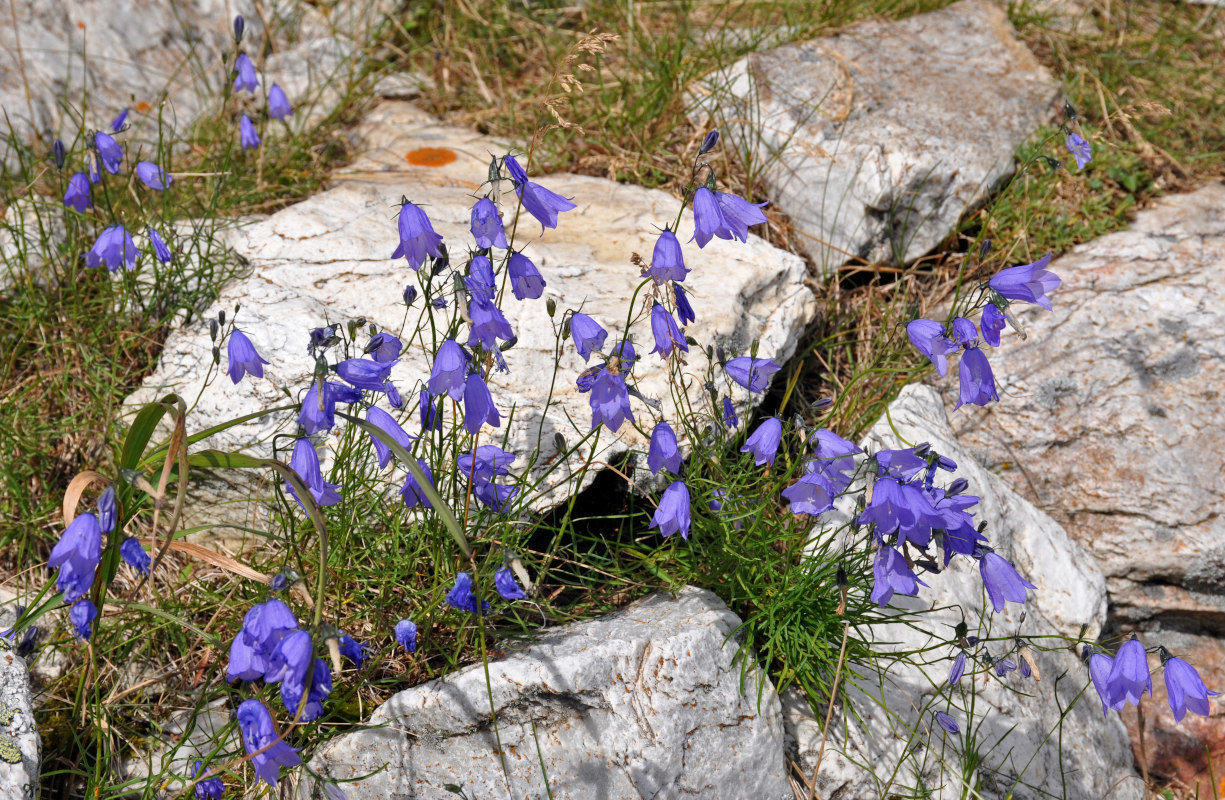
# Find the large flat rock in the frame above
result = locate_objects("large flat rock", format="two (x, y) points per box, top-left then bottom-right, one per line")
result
(944, 182), (1225, 783)
(787, 385), (1141, 799)
(694, 0), (1059, 272)
(0, 640), (39, 800)
(126, 100), (814, 521)
(304, 586), (792, 800)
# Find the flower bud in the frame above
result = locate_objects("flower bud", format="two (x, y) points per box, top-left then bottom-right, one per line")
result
(699, 130), (720, 155)
(218, 309), (226, 326)
(209, 319), (218, 341)
(546, 297), (556, 317)
(404, 284), (418, 307)
(52, 139), (65, 169)
(212, 346), (221, 365)
(233, 15), (245, 42)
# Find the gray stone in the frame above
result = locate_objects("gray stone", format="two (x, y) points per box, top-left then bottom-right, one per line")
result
(693, 0), (1059, 272)
(786, 385), (1142, 800)
(124, 100), (814, 534)
(304, 586), (792, 800)
(0, 642), (39, 800)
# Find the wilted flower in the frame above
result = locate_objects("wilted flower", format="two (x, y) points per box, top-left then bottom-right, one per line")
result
(691, 187), (734, 248)
(649, 303), (688, 358)
(135, 161), (172, 190)
(934, 711), (959, 734)
(148, 226), (173, 264)
(906, 319), (957, 376)
(674, 284), (695, 326)
(86, 225), (139, 271)
(240, 115), (260, 150)
(392, 201), (445, 270)
(470, 197), (508, 250)
(63, 172), (91, 212)
(508, 252), (546, 300)
(981, 303), (1006, 347)
(446, 571), (489, 615)
(226, 329), (269, 384)
(715, 191), (768, 241)
(725, 356), (780, 393)
(285, 437), (342, 509)
(94, 131), (123, 174)
(647, 229), (689, 283)
(954, 347), (999, 409)
(48, 512), (102, 604)
(1065, 132), (1092, 170)
(70, 600), (97, 640)
(988, 254), (1060, 311)
(268, 84), (292, 119)
(120, 538), (150, 574)
(1161, 651), (1218, 722)
(648, 421), (683, 475)
(741, 418), (782, 467)
(365, 407), (415, 469)
(495, 566), (527, 600)
(395, 619), (418, 653)
(569, 312), (607, 362)
(236, 699), (301, 786)
(337, 358), (396, 392)
(463, 372), (500, 434)
(504, 154), (576, 233)
(233, 53), (259, 93)
(979, 551), (1035, 613)
(589, 368), (634, 432)
(649, 480), (691, 539)
(1108, 638), (1152, 709)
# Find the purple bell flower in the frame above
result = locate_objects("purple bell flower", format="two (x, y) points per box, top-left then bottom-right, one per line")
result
(981, 303), (1006, 347)
(1065, 132), (1092, 170)
(268, 84), (292, 119)
(465, 254), (496, 299)
(110, 108), (128, 132)
(86, 225), (140, 271)
(934, 711), (959, 734)
(988, 253), (1061, 311)
(648, 421), (683, 475)
(857, 477), (939, 547)
(70, 599), (97, 640)
(741, 418), (782, 467)
(725, 356), (780, 393)
(135, 161), (172, 190)
(495, 566), (527, 600)
(504, 154), (576, 233)
(954, 347), (999, 410)
(391, 201), (445, 270)
(1108, 638), (1152, 709)
(64, 172), (91, 212)
(722, 396), (738, 429)
(1162, 652), (1218, 722)
(463, 372), (501, 434)
(691, 187), (734, 248)
(298, 380), (360, 435)
(226, 329), (269, 384)
(781, 470), (836, 516)
(337, 358), (397, 392)
(234, 53), (259, 93)
(647, 229), (689, 283)
(949, 317), (978, 346)
(148, 226), (172, 264)
(979, 551), (1036, 613)
(97, 486), (116, 534)
(508, 252), (546, 300)
(366, 407), (416, 468)
(236, 699), (302, 786)
(429, 340), (469, 401)
(994, 658), (1017, 677)
(949, 651), (967, 685)
(470, 197), (508, 250)
(649, 480), (691, 540)
(400, 460), (435, 509)
(906, 319), (957, 376)
(120, 538), (150, 574)
(1089, 651), (1117, 715)
(870, 545), (926, 607)
(569, 312), (607, 362)
(240, 115), (261, 150)
(191, 761), (225, 799)
(48, 512), (102, 604)
(589, 368), (634, 432)
(365, 332), (402, 363)
(285, 437), (342, 509)
(94, 131), (123, 174)
(336, 632), (365, 666)
(715, 191), (768, 241)
(395, 619), (418, 653)
(446, 571), (490, 615)
(467, 293), (514, 350)
(87, 153), (101, 184)
(649, 303), (688, 358)
(674, 284), (695, 326)
(280, 655), (331, 722)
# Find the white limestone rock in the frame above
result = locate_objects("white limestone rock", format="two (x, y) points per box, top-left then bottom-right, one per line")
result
(0, 642), (39, 800)
(693, 0), (1059, 273)
(304, 586), (792, 800)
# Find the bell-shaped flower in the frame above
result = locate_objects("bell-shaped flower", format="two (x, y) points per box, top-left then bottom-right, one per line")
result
(94, 132), (123, 174)
(741, 418), (782, 467)
(470, 197), (508, 250)
(48, 512), (102, 603)
(646, 229), (689, 283)
(988, 254), (1060, 311)
(463, 372), (501, 434)
(395, 619), (418, 653)
(725, 356), (780, 393)
(191, 761), (225, 799)
(458, 444), (516, 479)
(589, 368), (634, 432)
(715, 191), (768, 241)
(467, 293), (514, 350)
(70, 600), (97, 640)
(86, 225), (139, 271)
(337, 357), (396, 392)
(1161, 652), (1218, 722)
(239, 115), (261, 150)
(870, 545), (926, 607)
(674, 284), (695, 326)
(858, 477), (940, 547)
(648, 421), (683, 475)
(336, 632), (365, 666)
(236, 699), (301, 786)
(504, 154), (576, 233)
(399, 460), (435, 509)
(265, 629), (312, 688)
(135, 161), (172, 190)
(722, 396), (738, 429)
(981, 303), (1006, 347)
(781, 470), (836, 516)
(691, 187), (734, 248)
(280, 656), (330, 722)
(934, 711), (959, 734)
(446, 571), (489, 615)
(495, 566), (527, 600)
(949, 651), (967, 685)
(238, 598), (298, 660)
(508, 252), (545, 300)
(569, 312), (607, 362)
(949, 317), (978, 346)
(1088, 651), (1117, 715)
(649, 303), (688, 358)
(285, 437), (342, 509)
(979, 551), (1036, 613)
(649, 479), (691, 539)
(64, 172), (91, 212)
(1065, 132), (1092, 171)
(906, 319), (957, 376)
(428, 340), (469, 402)
(810, 430), (861, 493)
(364, 332), (402, 363)
(298, 380), (359, 435)
(392, 201), (444, 270)
(110, 108), (128, 132)
(120, 538), (150, 574)
(1108, 638), (1153, 709)
(268, 84), (292, 119)
(226, 329), (269, 384)
(96, 486), (116, 534)
(365, 407), (416, 469)
(954, 347), (998, 409)
(419, 389), (442, 432)
(233, 53), (259, 93)
(148, 226), (172, 264)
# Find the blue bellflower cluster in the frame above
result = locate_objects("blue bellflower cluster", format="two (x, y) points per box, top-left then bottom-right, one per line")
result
(48, 487), (130, 640)
(1088, 639), (1218, 722)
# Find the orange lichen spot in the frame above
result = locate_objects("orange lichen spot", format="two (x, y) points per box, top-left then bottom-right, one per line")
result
(134, 101), (152, 113)
(405, 147), (457, 167)
(77, 21), (85, 28)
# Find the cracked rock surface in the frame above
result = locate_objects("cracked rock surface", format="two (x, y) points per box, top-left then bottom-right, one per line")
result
(304, 586), (791, 800)
(943, 181), (1225, 783)
(693, 0), (1059, 273)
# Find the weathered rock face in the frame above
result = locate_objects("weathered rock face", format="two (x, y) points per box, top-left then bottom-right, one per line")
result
(786, 385), (1142, 800)
(125, 100), (814, 525)
(306, 586), (792, 800)
(0, 642), (39, 800)
(943, 182), (1225, 784)
(694, 0), (1059, 272)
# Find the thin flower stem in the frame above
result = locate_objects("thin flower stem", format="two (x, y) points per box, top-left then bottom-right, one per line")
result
(808, 620), (850, 800)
